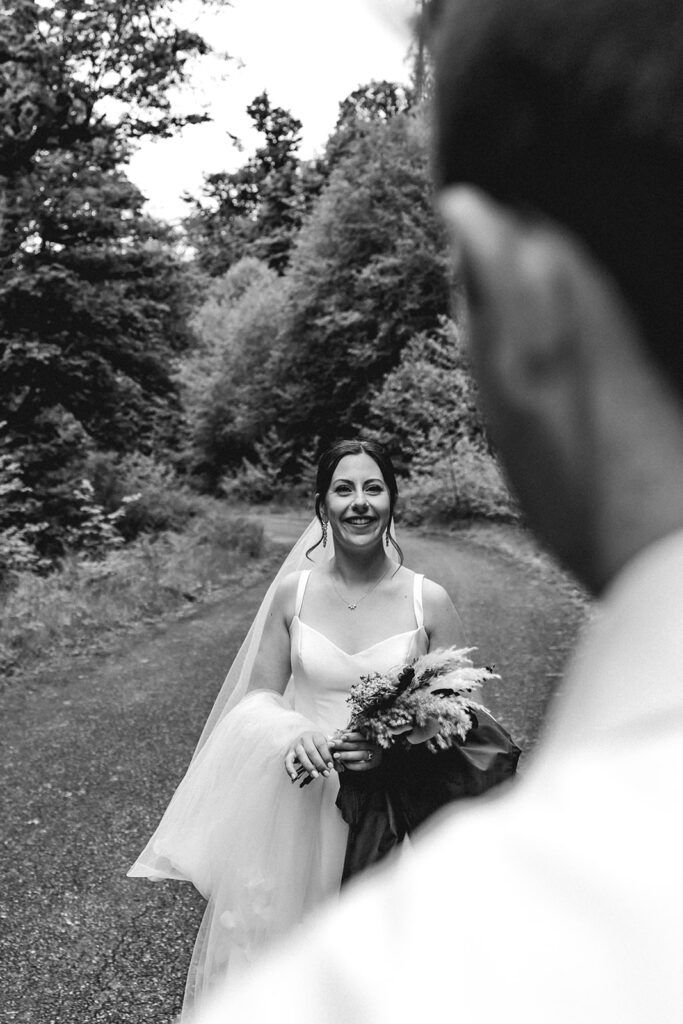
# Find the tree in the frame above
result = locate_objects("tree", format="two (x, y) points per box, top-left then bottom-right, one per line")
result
(363, 317), (488, 475)
(0, 0), (210, 178)
(408, 1), (434, 103)
(0, 0), (216, 554)
(182, 96), (452, 485)
(265, 107), (451, 452)
(186, 91), (324, 276)
(324, 80), (414, 172)
(363, 317), (516, 524)
(336, 80), (414, 128)
(178, 257), (292, 485)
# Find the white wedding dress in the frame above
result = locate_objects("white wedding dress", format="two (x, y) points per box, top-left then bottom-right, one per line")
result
(128, 569), (428, 1017)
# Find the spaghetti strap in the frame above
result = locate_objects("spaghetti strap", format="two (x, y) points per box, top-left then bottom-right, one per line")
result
(294, 569), (312, 618)
(413, 573), (425, 629)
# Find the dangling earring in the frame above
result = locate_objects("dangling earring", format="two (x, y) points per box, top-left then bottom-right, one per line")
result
(385, 524), (391, 548)
(321, 519), (328, 547)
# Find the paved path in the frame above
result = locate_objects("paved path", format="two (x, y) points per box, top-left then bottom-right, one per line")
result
(0, 517), (588, 1023)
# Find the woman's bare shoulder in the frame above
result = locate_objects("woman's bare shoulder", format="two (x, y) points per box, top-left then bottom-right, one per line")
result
(421, 576), (454, 610)
(390, 565), (445, 597)
(420, 575), (467, 646)
(271, 569), (313, 622)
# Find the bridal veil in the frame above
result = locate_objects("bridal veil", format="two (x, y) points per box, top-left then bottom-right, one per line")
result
(128, 518), (344, 1015)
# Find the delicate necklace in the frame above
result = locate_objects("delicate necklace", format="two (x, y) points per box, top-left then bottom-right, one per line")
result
(330, 566), (391, 611)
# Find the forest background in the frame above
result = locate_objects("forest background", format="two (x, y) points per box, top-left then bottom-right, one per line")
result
(0, 0), (518, 677)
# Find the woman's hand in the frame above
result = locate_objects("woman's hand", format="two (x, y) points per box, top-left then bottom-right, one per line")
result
(332, 731), (383, 772)
(284, 732), (335, 782)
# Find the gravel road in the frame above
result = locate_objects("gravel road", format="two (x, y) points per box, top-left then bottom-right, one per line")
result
(0, 516), (588, 1023)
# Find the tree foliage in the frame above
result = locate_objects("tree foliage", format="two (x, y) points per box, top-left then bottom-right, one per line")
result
(0, 0), (209, 177)
(361, 315), (516, 522)
(363, 317), (488, 476)
(181, 79), (508, 518)
(325, 79), (414, 171)
(2, 31), (506, 566)
(186, 81), (415, 279)
(183, 91), (452, 483)
(178, 257), (293, 485)
(186, 91), (325, 276)
(267, 108), (450, 452)
(0, 0), (214, 554)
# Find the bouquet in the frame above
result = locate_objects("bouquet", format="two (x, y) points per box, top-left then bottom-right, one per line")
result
(344, 646), (498, 752)
(333, 647), (521, 884)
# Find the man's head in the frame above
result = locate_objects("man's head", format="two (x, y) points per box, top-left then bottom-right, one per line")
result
(429, 0), (683, 591)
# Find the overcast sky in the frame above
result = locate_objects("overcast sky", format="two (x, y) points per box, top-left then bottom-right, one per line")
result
(128, 0), (414, 222)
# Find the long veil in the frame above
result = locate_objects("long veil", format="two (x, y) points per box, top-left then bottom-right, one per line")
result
(127, 517), (342, 1016)
(128, 517), (331, 880)
(191, 517), (333, 756)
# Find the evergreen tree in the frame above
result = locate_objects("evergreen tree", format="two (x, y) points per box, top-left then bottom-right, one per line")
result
(186, 92), (325, 276)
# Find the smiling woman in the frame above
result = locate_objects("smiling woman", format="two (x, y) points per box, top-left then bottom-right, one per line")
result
(127, 438), (467, 1019)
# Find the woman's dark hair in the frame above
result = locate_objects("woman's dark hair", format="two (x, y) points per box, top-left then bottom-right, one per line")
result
(307, 439), (403, 564)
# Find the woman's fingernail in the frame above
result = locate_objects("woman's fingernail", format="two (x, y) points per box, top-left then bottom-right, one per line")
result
(323, 770), (330, 777)
(311, 770), (319, 778)
(327, 762), (334, 769)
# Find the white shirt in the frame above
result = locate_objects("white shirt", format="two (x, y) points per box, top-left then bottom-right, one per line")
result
(193, 531), (683, 1024)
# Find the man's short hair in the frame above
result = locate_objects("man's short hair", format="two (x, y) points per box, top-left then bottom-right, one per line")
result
(429, 0), (683, 391)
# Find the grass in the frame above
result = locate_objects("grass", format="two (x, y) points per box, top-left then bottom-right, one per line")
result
(0, 507), (268, 682)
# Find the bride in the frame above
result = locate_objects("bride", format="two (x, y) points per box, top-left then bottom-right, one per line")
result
(128, 438), (466, 1018)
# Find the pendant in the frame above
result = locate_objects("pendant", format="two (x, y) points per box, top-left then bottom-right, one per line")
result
(348, 603), (357, 610)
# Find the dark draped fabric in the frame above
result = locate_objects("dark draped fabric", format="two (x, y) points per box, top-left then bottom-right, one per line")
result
(336, 708), (521, 884)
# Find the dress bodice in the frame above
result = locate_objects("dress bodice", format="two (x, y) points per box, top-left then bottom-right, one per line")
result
(289, 570), (429, 733)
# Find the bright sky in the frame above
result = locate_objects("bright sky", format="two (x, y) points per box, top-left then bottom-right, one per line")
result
(128, 0), (415, 222)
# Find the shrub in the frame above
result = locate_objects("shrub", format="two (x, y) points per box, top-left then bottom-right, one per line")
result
(0, 448), (52, 583)
(4, 407), (102, 560)
(363, 317), (487, 475)
(220, 458), (279, 505)
(219, 429), (317, 507)
(63, 479), (129, 555)
(189, 509), (265, 558)
(0, 507), (266, 678)
(399, 441), (520, 525)
(85, 451), (202, 539)
(0, 526), (51, 584)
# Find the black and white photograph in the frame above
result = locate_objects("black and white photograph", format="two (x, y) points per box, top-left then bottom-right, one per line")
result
(2, 1), (682, 1021)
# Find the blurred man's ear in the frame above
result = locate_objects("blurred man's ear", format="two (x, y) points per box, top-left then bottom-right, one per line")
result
(437, 186), (584, 411)
(437, 185), (601, 579)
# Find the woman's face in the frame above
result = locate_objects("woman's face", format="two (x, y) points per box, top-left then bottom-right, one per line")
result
(322, 452), (392, 551)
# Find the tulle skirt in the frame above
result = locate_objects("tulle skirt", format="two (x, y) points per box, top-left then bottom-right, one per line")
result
(128, 691), (348, 1017)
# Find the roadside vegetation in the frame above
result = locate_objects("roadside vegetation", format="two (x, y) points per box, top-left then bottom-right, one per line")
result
(0, 498), (267, 681)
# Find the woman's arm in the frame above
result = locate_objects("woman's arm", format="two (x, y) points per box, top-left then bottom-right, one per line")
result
(244, 571), (336, 781)
(245, 572), (299, 696)
(423, 578), (468, 650)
